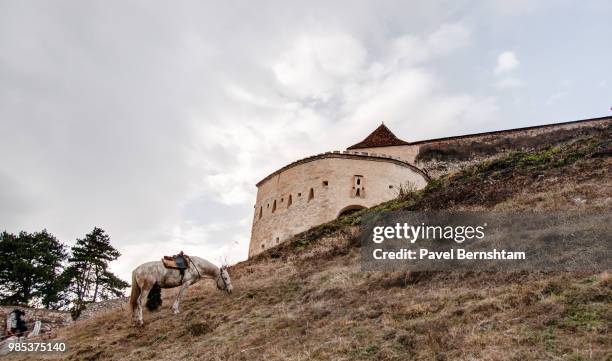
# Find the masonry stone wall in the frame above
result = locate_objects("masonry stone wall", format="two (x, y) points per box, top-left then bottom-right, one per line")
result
(355, 117), (611, 167)
(1, 299), (128, 338)
(0, 306), (72, 337)
(248, 152), (428, 257)
(350, 144), (420, 164)
(77, 298), (127, 321)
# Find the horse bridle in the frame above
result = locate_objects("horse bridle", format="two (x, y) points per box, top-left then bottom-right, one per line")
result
(185, 258), (227, 291)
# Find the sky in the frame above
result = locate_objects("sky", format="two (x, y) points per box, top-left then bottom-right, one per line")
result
(1, 0), (611, 282)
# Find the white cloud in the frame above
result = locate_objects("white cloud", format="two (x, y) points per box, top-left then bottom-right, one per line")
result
(386, 23), (471, 69)
(495, 77), (523, 89)
(493, 51), (522, 90)
(426, 23), (471, 55)
(488, 0), (541, 14)
(273, 31), (366, 100)
(494, 51), (520, 74)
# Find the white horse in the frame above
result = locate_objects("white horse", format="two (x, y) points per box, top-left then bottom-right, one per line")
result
(129, 256), (233, 326)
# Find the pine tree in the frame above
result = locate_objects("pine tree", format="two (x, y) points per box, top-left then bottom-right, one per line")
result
(0, 230), (69, 308)
(67, 228), (128, 309)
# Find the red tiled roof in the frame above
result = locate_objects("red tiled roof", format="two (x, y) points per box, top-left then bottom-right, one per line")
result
(347, 123), (409, 149)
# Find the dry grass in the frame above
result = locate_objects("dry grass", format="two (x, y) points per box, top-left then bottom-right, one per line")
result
(8, 128), (611, 361)
(13, 256), (609, 361)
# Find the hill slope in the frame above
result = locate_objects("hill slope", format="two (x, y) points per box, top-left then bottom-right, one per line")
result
(10, 125), (611, 361)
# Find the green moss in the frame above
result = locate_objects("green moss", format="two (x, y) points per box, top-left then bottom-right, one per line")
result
(541, 281), (564, 296)
(280, 281), (302, 296)
(362, 344), (380, 355)
(561, 292), (607, 331)
(540, 327), (557, 352)
(348, 344), (380, 358)
(562, 305), (604, 331)
(424, 178), (443, 192)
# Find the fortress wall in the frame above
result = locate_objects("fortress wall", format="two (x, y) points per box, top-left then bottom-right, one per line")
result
(350, 145), (420, 164)
(412, 117), (611, 177)
(355, 117), (611, 165)
(249, 154), (428, 257)
(412, 117), (610, 153)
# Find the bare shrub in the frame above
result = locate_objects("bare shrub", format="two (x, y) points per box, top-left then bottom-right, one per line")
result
(397, 181), (418, 201)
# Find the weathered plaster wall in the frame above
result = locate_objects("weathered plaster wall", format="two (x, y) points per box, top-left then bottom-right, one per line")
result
(248, 152), (428, 257)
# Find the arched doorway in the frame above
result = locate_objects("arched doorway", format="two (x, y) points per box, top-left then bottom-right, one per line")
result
(337, 205), (367, 218)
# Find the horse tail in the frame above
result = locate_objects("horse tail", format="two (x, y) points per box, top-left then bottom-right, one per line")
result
(129, 272), (140, 314)
(146, 283), (162, 311)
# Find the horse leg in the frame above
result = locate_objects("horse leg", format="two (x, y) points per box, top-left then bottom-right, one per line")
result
(131, 278), (144, 326)
(130, 290), (141, 325)
(130, 273), (141, 324)
(132, 300), (142, 326)
(136, 283), (152, 326)
(172, 282), (190, 314)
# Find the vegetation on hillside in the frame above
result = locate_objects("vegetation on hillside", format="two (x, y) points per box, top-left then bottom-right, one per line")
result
(415, 124), (608, 162)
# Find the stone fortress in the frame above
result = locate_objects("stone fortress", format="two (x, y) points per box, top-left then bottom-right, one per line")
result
(248, 116), (611, 257)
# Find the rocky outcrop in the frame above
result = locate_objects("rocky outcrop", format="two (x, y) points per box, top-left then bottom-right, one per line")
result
(77, 298), (128, 321)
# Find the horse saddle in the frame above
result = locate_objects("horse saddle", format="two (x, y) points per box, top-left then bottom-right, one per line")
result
(162, 253), (190, 270)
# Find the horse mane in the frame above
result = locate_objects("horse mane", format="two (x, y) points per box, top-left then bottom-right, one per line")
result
(146, 283), (162, 311)
(190, 256), (221, 276)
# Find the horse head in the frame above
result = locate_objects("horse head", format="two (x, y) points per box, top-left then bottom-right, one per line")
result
(216, 266), (233, 294)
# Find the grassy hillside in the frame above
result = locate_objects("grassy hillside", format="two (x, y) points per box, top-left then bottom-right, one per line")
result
(11, 125), (611, 361)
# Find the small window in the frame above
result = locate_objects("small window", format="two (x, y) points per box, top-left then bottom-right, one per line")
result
(308, 188), (314, 201)
(261, 244), (265, 249)
(258, 206), (263, 219)
(281, 198), (284, 202)
(287, 194), (292, 207)
(389, 185), (394, 189)
(298, 193), (302, 197)
(267, 203), (269, 208)
(276, 237), (279, 244)
(272, 200), (277, 212)
(322, 181), (329, 186)
(352, 175), (364, 198)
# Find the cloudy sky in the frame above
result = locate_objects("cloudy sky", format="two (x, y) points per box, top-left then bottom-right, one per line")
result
(1, 0), (610, 281)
